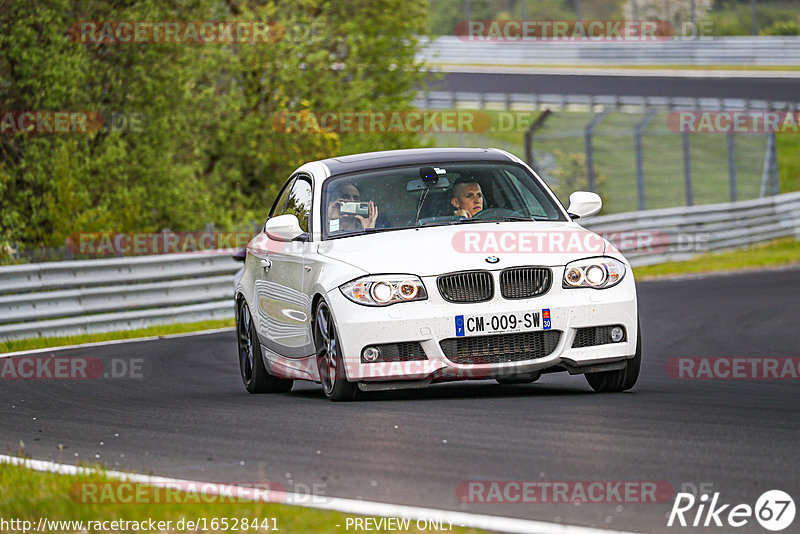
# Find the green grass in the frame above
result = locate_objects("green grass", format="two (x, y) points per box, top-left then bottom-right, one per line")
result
(428, 109), (798, 214)
(0, 319), (235, 354)
(0, 462), (484, 533)
(633, 236), (800, 279)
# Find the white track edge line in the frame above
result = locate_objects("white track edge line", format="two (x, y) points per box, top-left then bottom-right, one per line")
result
(0, 327), (235, 358)
(0, 455), (640, 534)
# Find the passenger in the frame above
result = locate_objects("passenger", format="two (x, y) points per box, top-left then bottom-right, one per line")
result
(326, 182), (378, 233)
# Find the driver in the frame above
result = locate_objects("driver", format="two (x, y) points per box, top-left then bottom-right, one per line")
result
(327, 182), (378, 233)
(450, 179), (484, 218)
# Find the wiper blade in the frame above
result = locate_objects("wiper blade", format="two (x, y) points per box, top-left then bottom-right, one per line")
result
(327, 227), (401, 238)
(362, 227), (402, 234)
(455, 216), (541, 224)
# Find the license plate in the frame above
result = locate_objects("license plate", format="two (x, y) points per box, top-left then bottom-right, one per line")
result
(455, 309), (551, 337)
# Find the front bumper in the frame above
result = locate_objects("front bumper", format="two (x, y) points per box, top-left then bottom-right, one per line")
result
(326, 266), (638, 383)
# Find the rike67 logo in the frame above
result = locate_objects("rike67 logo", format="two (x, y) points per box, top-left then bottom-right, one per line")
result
(668, 490), (795, 531)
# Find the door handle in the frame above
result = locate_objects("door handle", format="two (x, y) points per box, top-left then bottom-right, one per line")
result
(260, 258), (272, 271)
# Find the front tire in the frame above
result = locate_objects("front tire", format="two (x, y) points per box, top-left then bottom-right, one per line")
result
(314, 301), (358, 402)
(585, 322), (641, 393)
(237, 299), (293, 394)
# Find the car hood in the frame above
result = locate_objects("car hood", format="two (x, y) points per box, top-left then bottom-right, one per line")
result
(315, 221), (610, 277)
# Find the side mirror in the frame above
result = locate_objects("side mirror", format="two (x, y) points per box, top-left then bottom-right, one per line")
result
(232, 248), (246, 262)
(567, 191), (602, 220)
(264, 214), (304, 242)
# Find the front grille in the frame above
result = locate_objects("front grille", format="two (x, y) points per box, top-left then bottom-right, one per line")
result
(500, 267), (552, 299)
(437, 271), (493, 303)
(369, 341), (427, 362)
(572, 326), (626, 348)
(440, 330), (561, 365)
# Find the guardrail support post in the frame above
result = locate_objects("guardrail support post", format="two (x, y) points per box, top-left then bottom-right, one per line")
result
(585, 109), (610, 193)
(770, 132), (780, 195)
(727, 132), (737, 202)
(760, 132), (778, 197)
(682, 131), (694, 206)
(634, 109), (657, 210)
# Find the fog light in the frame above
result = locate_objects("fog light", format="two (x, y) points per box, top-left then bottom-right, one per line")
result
(362, 346), (381, 362)
(610, 326), (624, 342)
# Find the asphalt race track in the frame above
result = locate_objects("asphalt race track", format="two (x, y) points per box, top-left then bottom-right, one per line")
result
(432, 72), (800, 102)
(2, 268), (799, 533)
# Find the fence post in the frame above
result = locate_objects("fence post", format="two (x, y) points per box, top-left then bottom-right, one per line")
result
(585, 109), (610, 193)
(634, 109), (657, 210)
(727, 132), (737, 202)
(682, 131), (694, 206)
(523, 109), (553, 172)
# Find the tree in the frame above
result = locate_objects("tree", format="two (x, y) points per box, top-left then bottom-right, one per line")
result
(0, 0), (431, 257)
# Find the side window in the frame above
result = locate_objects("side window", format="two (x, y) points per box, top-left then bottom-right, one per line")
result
(284, 178), (312, 233)
(269, 178), (295, 219)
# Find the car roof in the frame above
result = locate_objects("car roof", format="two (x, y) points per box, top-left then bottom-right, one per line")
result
(318, 148), (515, 177)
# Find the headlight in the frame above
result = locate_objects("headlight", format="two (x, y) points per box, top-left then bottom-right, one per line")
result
(562, 258), (626, 289)
(340, 275), (428, 306)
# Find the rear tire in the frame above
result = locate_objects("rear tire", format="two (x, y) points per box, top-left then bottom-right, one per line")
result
(585, 322), (641, 393)
(314, 301), (359, 402)
(237, 299), (294, 394)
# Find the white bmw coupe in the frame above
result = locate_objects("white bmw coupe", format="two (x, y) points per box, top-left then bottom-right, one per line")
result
(234, 148), (640, 401)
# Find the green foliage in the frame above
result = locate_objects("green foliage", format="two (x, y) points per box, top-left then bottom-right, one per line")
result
(762, 20), (800, 35)
(708, 1), (800, 36)
(0, 0), (430, 252)
(550, 150), (608, 210)
(428, 0), (624, 35)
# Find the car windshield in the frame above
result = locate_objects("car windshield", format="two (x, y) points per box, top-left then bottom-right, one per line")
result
(322, 162), (565, 238)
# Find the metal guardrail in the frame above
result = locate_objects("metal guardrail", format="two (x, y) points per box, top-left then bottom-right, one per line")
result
(420, 36), (800, 66)
(415, 91), (800, 113)
(1, 192), (799, 341)
(582, 191), (800, 266)
(0, 254), (239, 341)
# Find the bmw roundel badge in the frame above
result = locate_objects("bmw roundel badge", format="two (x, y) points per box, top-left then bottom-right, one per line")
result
(485, 256), (499, 264)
